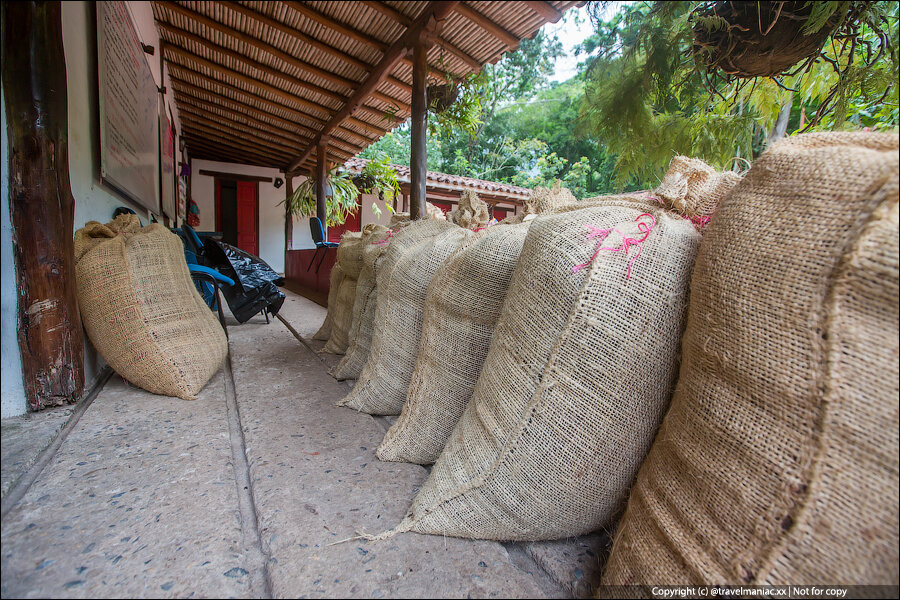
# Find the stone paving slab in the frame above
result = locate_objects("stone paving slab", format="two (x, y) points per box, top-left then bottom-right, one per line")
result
(2, 405), (74, 500)
(517, 534), (612, 599)
(229, 302), (565, 598)
(0, 373), (251, 599)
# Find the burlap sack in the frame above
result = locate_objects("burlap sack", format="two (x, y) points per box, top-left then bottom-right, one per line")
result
(500, 182), (577, 225)
(450, 190), (490, 230)
(74, 214), (227, 400)
(337, 219), (476, 414)
(377, 222), (531, 464)
(313, 263), (344, 341)
(332, 221), (413, 381)
(321, 232), (366, 354)
(654, 155), (742, 226)
(599, 132), (899, 590)
(375, 195), (704, 542)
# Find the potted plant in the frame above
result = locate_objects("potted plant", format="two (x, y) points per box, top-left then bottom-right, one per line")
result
(281, 167), (360, 227)
(352, 153), (402, 218)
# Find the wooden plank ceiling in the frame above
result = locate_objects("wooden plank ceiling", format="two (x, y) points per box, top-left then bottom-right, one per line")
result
(152, 1), (582, 175)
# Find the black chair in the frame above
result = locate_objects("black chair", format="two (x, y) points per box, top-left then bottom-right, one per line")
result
(308, 216), (338, 273)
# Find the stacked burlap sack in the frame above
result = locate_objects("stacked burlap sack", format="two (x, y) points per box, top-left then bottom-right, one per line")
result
(74, 214), (227, 400)
(338, 193), (491, 414)
(377, 184), (579, 464)
(333, 221), (412, 380)
(598, 132), (899, 591)
(321, 227), (384, 355)
(373, 158), (739, 542)
(313, 205), (436, 348)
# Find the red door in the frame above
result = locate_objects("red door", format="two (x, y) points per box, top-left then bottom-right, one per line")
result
(236, 181), (258, 256)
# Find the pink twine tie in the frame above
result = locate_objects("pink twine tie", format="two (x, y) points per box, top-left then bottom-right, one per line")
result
(372, 230), (394, 246)
(572, 213), (656, 279)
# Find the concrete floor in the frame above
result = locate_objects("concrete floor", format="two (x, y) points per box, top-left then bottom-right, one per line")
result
(1, 289), (610, 599)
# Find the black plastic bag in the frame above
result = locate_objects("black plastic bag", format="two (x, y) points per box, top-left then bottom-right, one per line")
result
(203, 240), (285, 324)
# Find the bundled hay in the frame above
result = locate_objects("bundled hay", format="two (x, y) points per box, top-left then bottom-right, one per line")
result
(449, 190), (490, 230)
(74, 214), (227, 400)
(377, 222), (531, 464)
(599, 132), (899, 590)
(337, 220), (477, 415)
(375, 159), (739, 542)
(332, 221), (412, 380)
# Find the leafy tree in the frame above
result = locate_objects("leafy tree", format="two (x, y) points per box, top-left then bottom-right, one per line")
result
(579, 1), (899, 187)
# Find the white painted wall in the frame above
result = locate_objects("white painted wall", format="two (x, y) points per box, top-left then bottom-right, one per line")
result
(2, 1), (185, 416)
(190, 160), (313, 273)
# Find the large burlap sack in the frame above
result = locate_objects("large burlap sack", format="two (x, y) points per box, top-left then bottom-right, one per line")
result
(599, 132), (899, 590)
(321, 231), (366, 354)
(337, 220), (477, 414)
(653, 155), (742, 228)
(377, 199), (700, 541)
(332, 221), (413, 381)
(378, 157), (740, 541)
(500, 182), (577, 225)
(377, 222), (531, 464)
(74, 214), (227, 400)
(313, 263), (344, 341)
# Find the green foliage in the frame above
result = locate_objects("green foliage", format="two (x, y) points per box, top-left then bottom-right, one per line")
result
(357, 152), (401, 202)
(579, 0), (899, 187)
(281, 167), (359, 227)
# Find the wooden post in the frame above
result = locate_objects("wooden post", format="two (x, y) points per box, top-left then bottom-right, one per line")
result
(284, 174), (294, 251)
(409, 37), (429, 220)
(2, 1), (85, 411)
(316, 140), (329, 237)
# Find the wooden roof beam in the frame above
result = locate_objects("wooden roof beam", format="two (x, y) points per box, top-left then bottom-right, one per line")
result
(168, 67), (376, 146)
(160, 3), (359, 92)
(288, 1), (461, 174)
(163, 44), (333, 121)
(284, 1), (387, 52)
(525, 1), (562, 23)
(183, 135), (289, 167)
(181, 124), (292, 163)
(216, 1), (371, 73)
(433, 35), (480, 70)
(185, 138), (277, 166)
(170, 77), (318, 137)
(182, 118), (293, 157)
(176, 103), (307, 150)
(167, 66), (322, 130)
(362, 1), (412, 27)
(454, 3), (520, 48)
(158, 23), (343, 111)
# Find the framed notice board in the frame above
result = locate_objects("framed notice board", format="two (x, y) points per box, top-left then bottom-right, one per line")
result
(96, 1), (159, 211)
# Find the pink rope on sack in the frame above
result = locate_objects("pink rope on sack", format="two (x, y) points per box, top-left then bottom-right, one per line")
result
(647, 194), (712, 232)
(572, 213), (656, 279)
(372, 230), (394, 246)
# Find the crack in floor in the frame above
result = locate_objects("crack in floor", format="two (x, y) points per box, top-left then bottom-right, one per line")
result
(223, 349), (273, 599)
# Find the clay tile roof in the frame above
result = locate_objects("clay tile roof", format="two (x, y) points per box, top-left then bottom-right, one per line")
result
(152, 1), (584, 172)
(344, 157), (532, 203)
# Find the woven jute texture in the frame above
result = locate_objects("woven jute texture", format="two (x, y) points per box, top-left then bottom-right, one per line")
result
(599, 132), (900, 591)
(321, 232), (366, 355)
(333, 222), (411, 381)
(74, 215), (227, 400)
(450, 190), (490, 230)
(500, 183), (578, 225)
(387, 198), (701, 541)
(654, 155), (742, 219)
(337, 220), (476, 415)
(313, 264), (344, 341)
(377, 222), (531, 464)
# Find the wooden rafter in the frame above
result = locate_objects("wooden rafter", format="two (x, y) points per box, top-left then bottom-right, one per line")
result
(288, 1), (461, 174)
(160, 2), (360, 92)
(158, 23), (343, 111)
(181, 125), (292, 163)
(284, 0), (387, 52)
(167, 67), (378, 145)
(176, 104), (307, 150)
(454, 3), (519, 48)
(186, 139), (276, 166)
(525, 1), (562, 23)
(163, 44), (332, 120)
(362, 1), (412, 27)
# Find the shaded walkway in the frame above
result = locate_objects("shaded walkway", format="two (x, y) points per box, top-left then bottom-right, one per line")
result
(1, 290), (606, 598)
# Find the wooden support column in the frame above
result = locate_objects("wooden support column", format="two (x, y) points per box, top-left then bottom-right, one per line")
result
(284, 174), (294, 251)
(409, 37), (430, 220)
(2, 1), (85, 411)
(316, 140), (329, 235)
